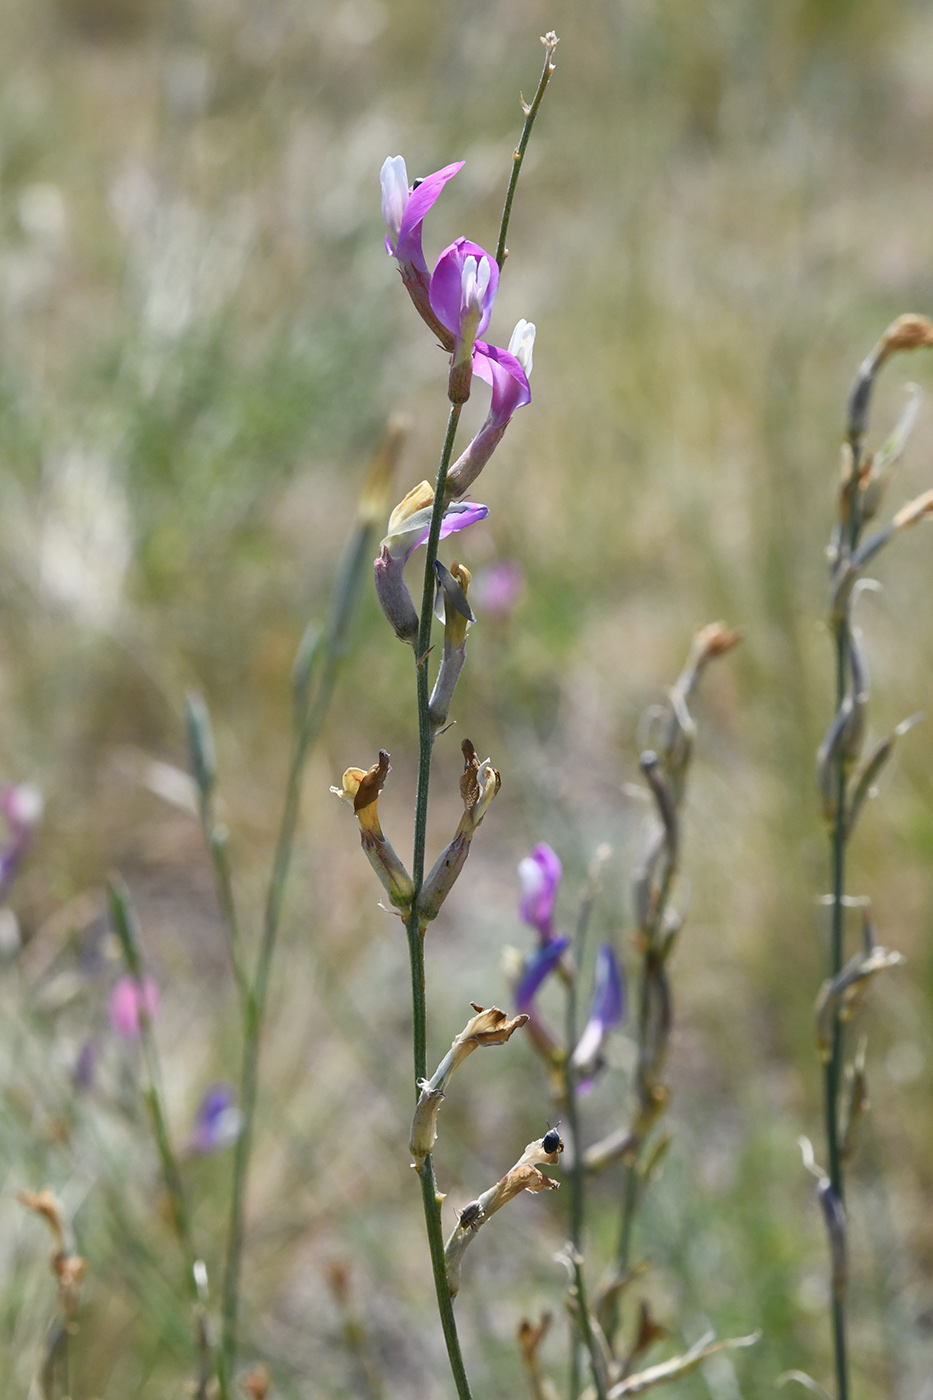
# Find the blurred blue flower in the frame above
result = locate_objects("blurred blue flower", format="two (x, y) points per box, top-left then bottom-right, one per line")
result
(515, 935), (570, 1013)
(189, 1081), (243, 1154)
(571, 944), (626, 1090)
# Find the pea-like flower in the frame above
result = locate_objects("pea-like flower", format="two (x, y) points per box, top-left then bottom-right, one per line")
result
(380, 155), (464, 348)
(470, 559), (525, 622)
(571, 944), (626, 1090)
(447, 324), (534, 497)
(109, 974), (159, 1039)
(518, 842), (561, 943)
(374, 480), (488, 645)
(189, 1081), (243, 1154)
(429, 238), (501, 403)
(514, 936), (570, 1013)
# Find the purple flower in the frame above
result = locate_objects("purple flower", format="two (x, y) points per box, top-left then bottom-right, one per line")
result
(471, 561), (525, 622)
(0, 782), (42, 899)
(189, 1081), (243, 1154)
(571, 945), (626, 1089)
(374, 480), (489, 645)
(518, 843), (562, 942)
(380, 156), (464, 348)
(429, 238), (500, 402)
(515, 935), (570, 1013)
(109, 974), (159, 1039)
(446, 322), (534, 497)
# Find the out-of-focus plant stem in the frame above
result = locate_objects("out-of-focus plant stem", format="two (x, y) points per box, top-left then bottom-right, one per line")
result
(405, 402), (474, 1400)
(823, 439), (864, 1400)
(108, 879), (218, 1392)
(220, 494), (383, 1381)
(563, 869), (607, 1400)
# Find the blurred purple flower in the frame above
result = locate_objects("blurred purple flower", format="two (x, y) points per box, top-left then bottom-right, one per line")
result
(471, 561), (525, 623)
(189, 1081), (243, 1154)
(0, 782), (43, 899)
(515, 935), (570, 1013)
(518, 843), (562, 942)
(571, 944), (626, 1089)
(446, 323), (534, 497)
(380, 155), (463, 347)
(109, 974), (159, 1039)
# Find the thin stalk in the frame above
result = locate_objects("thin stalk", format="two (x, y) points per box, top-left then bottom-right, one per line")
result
(495, 32), (559, 268)
(822, 441), (863, 1400)
(200, 804), (249, 1013)
(109, 880), (221, 1391)
(221, 509), (377, 1374)
(570, 1254), (609, 1400)
(137, 1009), (224, 1396)
(564, 881), (597, 1400)
(403, 403), (473, 1400)
(616, 956), (651, 1275)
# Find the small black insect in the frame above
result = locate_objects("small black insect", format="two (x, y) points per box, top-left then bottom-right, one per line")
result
(543, 1123), (563, 1154)
(411, 177), (425, 190)
(459, 1201), (484, 1229)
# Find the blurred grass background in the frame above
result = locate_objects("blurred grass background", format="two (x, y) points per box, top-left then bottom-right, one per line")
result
(1, 0), (933, 1395)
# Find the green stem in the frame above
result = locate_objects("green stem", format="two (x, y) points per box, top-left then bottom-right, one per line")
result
(221, 511), (376, 1375)
(108, 880), (221, 1392)
(403, 403), (473, 1400)
(200, 803), (249, 1013)
(571, 1254), (609, 1400)
(495, 33), (559, 269)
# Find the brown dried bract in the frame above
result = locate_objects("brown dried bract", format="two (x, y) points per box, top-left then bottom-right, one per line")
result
(241, 1366), (271, 1400)
(353, 750), (390, 815)
(461, 1002), (529, 1048)
(878, 313), (933, 361)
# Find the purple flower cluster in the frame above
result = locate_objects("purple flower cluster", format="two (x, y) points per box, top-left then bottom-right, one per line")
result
(380, 155), (534, 475)
(515, 842), (625, 1092)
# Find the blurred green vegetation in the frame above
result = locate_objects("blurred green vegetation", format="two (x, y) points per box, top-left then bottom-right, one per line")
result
(1, 0), (933, 1396)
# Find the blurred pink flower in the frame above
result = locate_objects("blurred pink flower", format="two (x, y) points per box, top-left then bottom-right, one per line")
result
(109, 975), (158, 1038)
(0, 782), (43, 897)
(471, 561), (525, 622)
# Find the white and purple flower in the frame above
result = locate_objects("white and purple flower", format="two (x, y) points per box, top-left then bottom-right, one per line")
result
(189, 1081), (243, 1154)
(374, 480), (488, 645)
(429, 238), (500, 401)
(447, 325), (533, 496)
(518, 842), (562, 943)
(380, 156), (464, 349)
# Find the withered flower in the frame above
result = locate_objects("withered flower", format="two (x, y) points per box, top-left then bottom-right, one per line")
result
(410, 1003), (528, 1166)
(331, 751), (414, 911)
(417, 740), (501, 923)
(444, 1138), (560, 1296)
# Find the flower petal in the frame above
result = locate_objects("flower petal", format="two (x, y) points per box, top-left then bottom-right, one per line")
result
(518, 843), (562, 940)
(430, 238), (499, 343)
(473, 342), (531, 426)
(395, 161), (464, 262)
(515, 935), (570, 1012)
